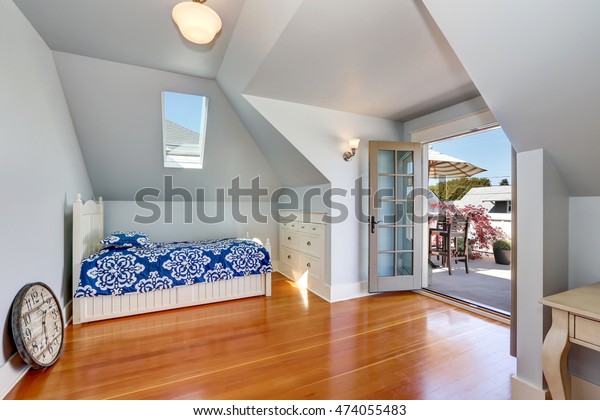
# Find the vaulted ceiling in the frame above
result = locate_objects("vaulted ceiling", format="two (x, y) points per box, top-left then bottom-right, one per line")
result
(14, 0), (478, 120)
(423, 0), (600, 196)
(13, 0), (600, 195)
(13, 0), (242, 79)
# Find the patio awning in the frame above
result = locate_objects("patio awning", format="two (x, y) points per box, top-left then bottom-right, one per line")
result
(428, 149), (486, 178)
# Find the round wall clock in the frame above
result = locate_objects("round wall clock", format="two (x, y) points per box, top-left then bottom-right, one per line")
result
(11, 282), (65, 369)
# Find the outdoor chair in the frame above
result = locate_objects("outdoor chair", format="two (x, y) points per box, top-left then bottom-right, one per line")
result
(429, 216), (469, 275)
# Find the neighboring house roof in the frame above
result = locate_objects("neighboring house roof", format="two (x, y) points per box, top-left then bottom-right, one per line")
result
(163, 119), (202, 157)
(454, 186), (512, 212)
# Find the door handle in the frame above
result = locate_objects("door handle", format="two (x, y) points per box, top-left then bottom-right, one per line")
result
(370, 215), (381, 234)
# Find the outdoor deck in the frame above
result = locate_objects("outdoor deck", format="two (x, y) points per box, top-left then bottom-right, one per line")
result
(427, 253), (511, 314)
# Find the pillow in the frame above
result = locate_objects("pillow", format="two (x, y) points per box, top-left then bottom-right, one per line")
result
(100, 231), (151, 248)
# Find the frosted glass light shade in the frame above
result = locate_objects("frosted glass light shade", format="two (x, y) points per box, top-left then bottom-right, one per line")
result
(349, 138), (361, 149)
(172, 1), (222, 44)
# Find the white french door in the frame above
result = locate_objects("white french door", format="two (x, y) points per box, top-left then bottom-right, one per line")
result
(368, 141), (427, 292)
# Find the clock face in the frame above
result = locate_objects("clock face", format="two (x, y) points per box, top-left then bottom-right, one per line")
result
(12, 283), (64, 369)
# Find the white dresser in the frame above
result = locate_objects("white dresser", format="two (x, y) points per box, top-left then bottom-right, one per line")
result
(279, 217), (328, 299)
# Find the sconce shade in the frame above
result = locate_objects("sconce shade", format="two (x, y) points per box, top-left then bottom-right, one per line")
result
(343, 138), (361, 161)
(172, 1), (222, 45)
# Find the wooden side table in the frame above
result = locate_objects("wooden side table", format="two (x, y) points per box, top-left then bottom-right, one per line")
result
(540, 282), (600, 399)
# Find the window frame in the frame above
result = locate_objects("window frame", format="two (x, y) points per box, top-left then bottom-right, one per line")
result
(161, 91), (208, 169)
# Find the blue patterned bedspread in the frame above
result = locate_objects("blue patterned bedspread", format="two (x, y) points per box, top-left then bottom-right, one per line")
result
(75, 238), (272, 298)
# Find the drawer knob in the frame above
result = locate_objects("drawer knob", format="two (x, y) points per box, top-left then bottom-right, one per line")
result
(307, 241), (311, 246)
(288, 236), (292, 240)
(312, 227), (316, 231)
(306, 262), (312, 268)
(287, 255), (291, 259)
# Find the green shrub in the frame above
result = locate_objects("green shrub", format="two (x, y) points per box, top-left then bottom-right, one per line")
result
(493, 239), (511, 250)
(455, 237), (472, 254)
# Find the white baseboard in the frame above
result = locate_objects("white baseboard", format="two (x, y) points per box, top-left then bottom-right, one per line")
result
(271, 259), (279, 273)
(308, 281), (331, 302)
(511, 375), (549, 400)
(0, 353), (29, 399)
(330, 281), (369, 302)
(511, 374), (600, 400)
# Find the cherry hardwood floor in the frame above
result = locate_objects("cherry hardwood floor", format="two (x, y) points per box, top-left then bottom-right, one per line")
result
(5, 273), (515, 400)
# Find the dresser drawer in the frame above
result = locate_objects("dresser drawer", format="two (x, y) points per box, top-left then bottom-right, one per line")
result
(298, 233), (323, 257)
(300, 254), (322, 278)
(281, 221), (300, 231)
(298, 222), (324, 236)
(281, 229), (299, 250)
(574, 316), (600, 348)
(281, 246), (300, 269)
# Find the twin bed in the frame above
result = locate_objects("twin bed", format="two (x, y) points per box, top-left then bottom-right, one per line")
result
(72, 194), (272, 324)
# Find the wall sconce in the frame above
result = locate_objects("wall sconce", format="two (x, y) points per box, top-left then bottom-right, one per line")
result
(343, 138), (361, 161)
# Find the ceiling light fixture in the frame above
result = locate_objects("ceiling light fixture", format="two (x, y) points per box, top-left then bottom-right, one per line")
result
(172, 0), (222, 45)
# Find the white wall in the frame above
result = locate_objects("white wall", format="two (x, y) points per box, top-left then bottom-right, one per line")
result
(52, 51), (281, 201)
(104, 201), (280, 263)
(246, 96), (402, 300)
(0, 0), (92, 395)
(513, 149), (569, 398)
(569, 197), (600, 289)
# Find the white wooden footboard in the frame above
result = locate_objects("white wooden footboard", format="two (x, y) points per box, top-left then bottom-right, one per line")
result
(72, 194), (272, 325)
(74, 274), (269, 324)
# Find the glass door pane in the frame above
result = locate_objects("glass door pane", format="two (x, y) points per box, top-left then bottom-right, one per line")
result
(376, 150), (414, 277)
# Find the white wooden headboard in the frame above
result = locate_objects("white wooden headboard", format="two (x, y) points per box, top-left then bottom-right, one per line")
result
(72, 193), (104, 323)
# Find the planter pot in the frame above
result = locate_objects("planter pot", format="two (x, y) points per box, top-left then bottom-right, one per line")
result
(493, 248), (511, 265)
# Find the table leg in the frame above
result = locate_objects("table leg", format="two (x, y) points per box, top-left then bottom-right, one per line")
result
(541, 308), (571, 399)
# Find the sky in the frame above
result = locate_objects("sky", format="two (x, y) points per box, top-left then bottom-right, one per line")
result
(163, 91), (207, 133)
(430, 127), (512, 185)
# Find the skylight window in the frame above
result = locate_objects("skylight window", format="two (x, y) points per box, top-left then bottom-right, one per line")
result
(161, 91), (208, 169)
